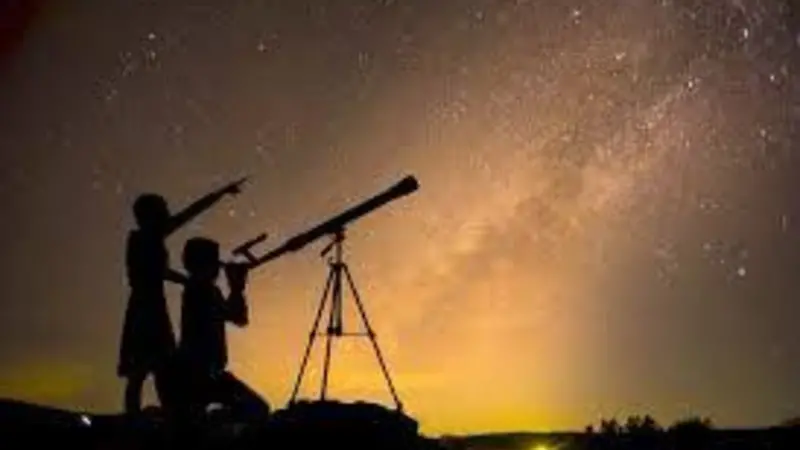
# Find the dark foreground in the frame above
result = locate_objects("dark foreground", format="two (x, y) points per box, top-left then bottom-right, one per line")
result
(2, 399), (799, 450)
(0, 398), (443, 450)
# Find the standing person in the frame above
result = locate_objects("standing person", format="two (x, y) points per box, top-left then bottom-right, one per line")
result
(118, 177), (247, 415)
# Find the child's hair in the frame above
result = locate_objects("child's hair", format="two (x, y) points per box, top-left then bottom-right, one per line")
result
(182, 237), (220, 278)
(133, 193), (169, 228)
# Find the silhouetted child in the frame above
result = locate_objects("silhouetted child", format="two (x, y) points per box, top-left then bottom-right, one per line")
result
(118, 177), (247, 414)
(177, 237), (270, 421)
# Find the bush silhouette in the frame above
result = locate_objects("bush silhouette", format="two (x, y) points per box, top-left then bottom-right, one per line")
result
(668, 417), (713, 450)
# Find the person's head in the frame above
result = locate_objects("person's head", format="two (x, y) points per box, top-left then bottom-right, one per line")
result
(133, 193), (170, 232)
(182, 237), (221, 282)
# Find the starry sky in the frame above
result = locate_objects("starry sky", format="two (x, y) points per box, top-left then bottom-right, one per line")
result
(1, 0), (799, 436)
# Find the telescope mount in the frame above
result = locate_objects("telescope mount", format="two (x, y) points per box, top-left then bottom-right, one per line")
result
(288, 227), (403, 412)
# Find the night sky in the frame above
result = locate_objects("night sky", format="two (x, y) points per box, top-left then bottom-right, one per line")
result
(1, 0), (799, 436)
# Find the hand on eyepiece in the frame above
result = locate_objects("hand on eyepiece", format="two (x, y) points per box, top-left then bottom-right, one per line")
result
(224, 263), (249, 292)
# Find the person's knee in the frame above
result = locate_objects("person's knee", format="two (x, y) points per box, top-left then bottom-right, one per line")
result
(213, 371), (269, 415)
(238, 386), (271, 414)
(254, 397), (271, 415)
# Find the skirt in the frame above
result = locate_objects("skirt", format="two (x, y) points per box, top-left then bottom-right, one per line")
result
(117, 291), (176, 377)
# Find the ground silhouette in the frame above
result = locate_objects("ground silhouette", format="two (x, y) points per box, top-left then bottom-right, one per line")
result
(3, 399), (800, 449)
(0, 398), (443, 450)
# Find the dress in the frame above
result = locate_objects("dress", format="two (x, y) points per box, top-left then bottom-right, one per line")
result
(117, 229), (177, 377)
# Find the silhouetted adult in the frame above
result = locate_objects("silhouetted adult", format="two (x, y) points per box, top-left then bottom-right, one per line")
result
(118, 177), (247, 414)
(177, 237), (270, 421)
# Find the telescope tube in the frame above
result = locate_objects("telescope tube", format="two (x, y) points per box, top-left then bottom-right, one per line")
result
(245, 175), (419, 269)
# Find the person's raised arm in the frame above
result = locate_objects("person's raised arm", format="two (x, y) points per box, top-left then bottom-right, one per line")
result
(164, 176), (248, 237)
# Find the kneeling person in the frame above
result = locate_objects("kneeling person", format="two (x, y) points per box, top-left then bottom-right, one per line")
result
(178, 237), (270, 420)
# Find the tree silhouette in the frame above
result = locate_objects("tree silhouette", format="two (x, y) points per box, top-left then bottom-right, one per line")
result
(600, 418), (621, 436)
(780, 416), (800, 428)
(642, 415), (660, 432)
(668, 416), (714, 450)
(624, 415), (642, 433)
(623, 414), (661, 449)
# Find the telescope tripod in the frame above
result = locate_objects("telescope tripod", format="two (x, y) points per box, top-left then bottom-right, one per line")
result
(288, 228), (403, 411)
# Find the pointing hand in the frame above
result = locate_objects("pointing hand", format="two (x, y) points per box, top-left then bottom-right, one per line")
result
(224, 176), (249, 196)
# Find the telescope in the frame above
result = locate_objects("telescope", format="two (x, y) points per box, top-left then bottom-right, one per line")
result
(232, 175), (419, 268)
(229, 174), (419, 410)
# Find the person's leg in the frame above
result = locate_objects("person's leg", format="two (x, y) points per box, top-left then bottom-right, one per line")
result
(158, 364), (206, 439)
(178, 370), (213, 422)
(124, 371), (146, 414)
(153, 359), (181, 413)
(214, 371), (271, 419)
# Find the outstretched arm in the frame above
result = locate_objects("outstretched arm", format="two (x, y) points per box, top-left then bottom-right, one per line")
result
(164, 176), (248, 237)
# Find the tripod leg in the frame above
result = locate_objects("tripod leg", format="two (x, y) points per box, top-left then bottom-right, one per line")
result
(342, 264), (404, 411)
(289, 265), (335, 405)
(320, 263), (341, 401)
